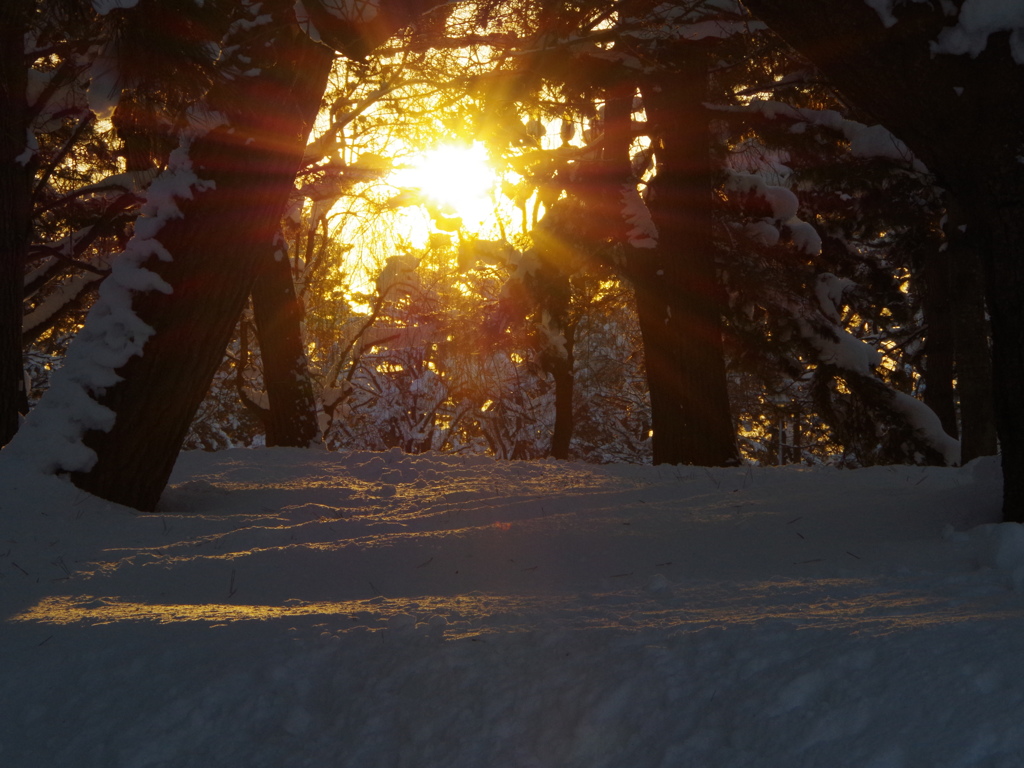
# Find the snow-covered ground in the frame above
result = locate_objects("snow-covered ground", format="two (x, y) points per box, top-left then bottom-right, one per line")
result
(2, 446), (1023, 767)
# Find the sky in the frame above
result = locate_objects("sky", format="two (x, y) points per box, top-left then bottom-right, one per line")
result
(2, 445), (1024, 767)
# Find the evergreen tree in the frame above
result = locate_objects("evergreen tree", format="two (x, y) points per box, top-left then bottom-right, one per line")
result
(1, 0), (34, 446)
(741, 0), (1024, 519)
(12, 0), (438, 510)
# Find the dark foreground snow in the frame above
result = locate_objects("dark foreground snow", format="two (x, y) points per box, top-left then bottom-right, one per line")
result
(2, 447), (1022, 767)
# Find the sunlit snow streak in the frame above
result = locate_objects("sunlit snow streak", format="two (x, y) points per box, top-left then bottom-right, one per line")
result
(13, 584), (1024, 637)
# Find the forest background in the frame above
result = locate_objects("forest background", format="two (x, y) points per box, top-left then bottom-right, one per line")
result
(3, 0), (1022, 518)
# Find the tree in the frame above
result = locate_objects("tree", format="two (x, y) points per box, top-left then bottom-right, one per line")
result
(1, 0), (34, 445)
(634, 45), (739, 466)
(249, 246), (321, 447)
(710, 83), (968, 467)
(13, 0), (439, 510)
(934, 203), (997, 463)
(444, 1), (743, 466)
(741, 0), (1024, 519)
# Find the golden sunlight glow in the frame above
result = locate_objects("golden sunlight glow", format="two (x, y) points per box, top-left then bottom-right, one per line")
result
(13, 586), (1008, 634)
(391, 143), (498, 231)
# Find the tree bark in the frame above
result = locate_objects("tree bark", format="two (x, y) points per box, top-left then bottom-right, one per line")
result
(742, 0), (1024, 519)
(950, 238), (997, 463)
(919, 241), (958, 441)
(71, 20), (334, 510)
(250, 247), (321, 447)
(0, 0), (32, 446)
(633, 49), (738, 466)
(548, 315), (575, 460)
(520, 223), (577, 461)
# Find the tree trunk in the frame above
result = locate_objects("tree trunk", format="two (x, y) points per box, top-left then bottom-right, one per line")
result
(0, 0), (31, 446)
(950, 238), (997, 463)
(548, 318), (575, 460)
(70, 21), (334, 510)
(521, 225), (577, 461)
(634, 50), (738, 466)
(985, 206), (1024, 520)
(742, 0), (1024, 519)
(250, 247), (321, 447)
(919, 241), (958, 441)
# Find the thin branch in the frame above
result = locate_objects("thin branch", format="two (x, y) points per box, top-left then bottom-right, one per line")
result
(33, 110), (95, 198)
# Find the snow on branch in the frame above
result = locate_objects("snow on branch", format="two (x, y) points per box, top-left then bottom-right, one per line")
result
(10, 142), (214, 475)
(621, 185), (658, 249)
(803, 274), (960, 465)
(712, 99), (927, 172)
(932, 0), (1024, 63)
(865, 0), (1024, 64)
(725, 170), (821, 255)
(90, 0), (139, 14)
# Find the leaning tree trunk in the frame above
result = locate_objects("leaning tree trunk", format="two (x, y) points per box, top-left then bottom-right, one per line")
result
(0, 0), (31, 446)
(70, 20), (335, 510)
(633, 49), (738, 467)
(14, 0), (441, 510)
(251, 247), (321, 447)
(742, 0), (1024, 520)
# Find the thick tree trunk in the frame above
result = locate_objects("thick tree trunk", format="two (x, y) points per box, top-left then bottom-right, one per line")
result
(634, 51), (738, 466)
(71, 22), (334, 510)
(920, 242), (958, 441)
(985, 208), (1024, 520)
(950, 240), (997, 463)
(0, 0), (31, 446)
(251, 247), (320, 447)
(742, 0), (1024, 520)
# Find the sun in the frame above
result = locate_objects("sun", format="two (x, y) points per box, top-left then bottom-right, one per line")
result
(391, 143), (498, 230)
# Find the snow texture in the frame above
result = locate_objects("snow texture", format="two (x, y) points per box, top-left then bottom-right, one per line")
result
(863, 0), (901, 27)
(726, 172), (796, 219)
(806, 275), (959, 464)
(624, 17), (767, 42)
(788, 219), (822, 255)
(8, 142), (214, 474)
(716, 100), (925, 172)
(22, 270), (105, 338)
(539, 310), (569, 358)
(294, 1), (324, 44)
(726, 171), (820, 254)
(0, 445), (1018, 767)
(743, 219), (780, 246)
(620, 184), (658, 248)
(815, 273), (857, 323)
(799, 316), (881, 376)
(891, 390), (962, 466)
(90, 0), (139, 13)
(865, 0), (1024, 63)
(932, 0), (1024, 63)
